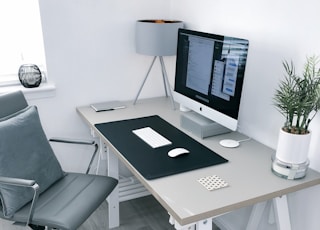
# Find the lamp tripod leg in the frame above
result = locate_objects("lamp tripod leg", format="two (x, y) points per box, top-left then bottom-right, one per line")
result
(133, 56), (157, 105)
(159, 57), (169, 97)
(159, 56), (176, 110)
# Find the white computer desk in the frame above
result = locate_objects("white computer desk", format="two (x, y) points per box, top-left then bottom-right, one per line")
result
(76, 97), (320, 230)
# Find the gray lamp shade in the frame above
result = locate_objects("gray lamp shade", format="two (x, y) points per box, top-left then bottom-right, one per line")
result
(135, 20), (184, 56)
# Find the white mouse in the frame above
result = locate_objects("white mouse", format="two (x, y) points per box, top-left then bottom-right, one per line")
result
(219, 139), (240, 148)
(168, 148), (190, 158)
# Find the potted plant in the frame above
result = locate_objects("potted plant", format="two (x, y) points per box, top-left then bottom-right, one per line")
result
(272, 55), (320, 179)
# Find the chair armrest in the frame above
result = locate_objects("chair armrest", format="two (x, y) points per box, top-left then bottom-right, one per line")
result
(49, 137), (95, 145)
(0, 176), (36, 187)
(49, 137), (99, 174)
(0, 176), (40, 227)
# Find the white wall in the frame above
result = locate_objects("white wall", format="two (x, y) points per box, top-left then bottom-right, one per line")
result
(36, 0), (172, 172)
(34, 0), (320, 229)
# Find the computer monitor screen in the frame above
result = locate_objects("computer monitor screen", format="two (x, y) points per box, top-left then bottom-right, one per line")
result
(174, 28), (249, 131)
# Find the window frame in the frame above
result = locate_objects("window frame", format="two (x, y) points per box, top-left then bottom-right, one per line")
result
(0, 0), (48, 88)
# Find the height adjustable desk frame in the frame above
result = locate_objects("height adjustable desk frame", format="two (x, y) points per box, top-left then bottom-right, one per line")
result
(77, 97), (320, 230)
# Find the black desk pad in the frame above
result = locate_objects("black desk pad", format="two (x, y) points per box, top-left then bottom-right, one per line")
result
(95, 115), (228, 180)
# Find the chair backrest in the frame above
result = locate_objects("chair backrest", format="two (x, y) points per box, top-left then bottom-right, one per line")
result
(0, 92), (64, 218)
(0, 91), (28, 119)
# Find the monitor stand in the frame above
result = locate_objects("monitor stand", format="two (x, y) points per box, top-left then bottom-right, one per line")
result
(180, 111), (231, 139)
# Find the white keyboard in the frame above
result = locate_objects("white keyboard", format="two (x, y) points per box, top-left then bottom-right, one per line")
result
(132, 127), (172, 148)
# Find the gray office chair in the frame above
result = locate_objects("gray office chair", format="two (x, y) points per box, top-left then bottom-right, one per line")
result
(0, 91), (118, 230)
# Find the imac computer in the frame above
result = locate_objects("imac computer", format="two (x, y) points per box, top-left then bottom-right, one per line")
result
(173, 28), (249, 138)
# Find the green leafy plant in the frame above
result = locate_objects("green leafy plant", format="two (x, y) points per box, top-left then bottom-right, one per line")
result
(274, 55), (320, 134)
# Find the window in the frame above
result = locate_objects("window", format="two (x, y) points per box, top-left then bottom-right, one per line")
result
(0, 0), (47, 86)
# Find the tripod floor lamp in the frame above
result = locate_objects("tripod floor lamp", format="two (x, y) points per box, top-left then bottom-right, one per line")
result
(134, 19), (183, 108)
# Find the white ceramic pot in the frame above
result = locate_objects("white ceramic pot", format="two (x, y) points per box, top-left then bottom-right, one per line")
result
(275, 129), (311, 164)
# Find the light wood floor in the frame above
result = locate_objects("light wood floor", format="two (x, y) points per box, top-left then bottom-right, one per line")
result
(1, 195), (220, 230)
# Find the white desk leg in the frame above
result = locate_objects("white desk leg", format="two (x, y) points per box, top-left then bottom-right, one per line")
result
(196, 219), (212, 230)
(169, 214), (212, 230)
(246, 201), (268, 230)
(106, 144), (120, 229)
(169, 214), (195, 230)
(247, 196), (291, 230)
(273, 196), (292, 230)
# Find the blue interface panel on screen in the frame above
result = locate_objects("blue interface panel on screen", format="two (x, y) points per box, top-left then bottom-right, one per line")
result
(173, 28), (249, 133)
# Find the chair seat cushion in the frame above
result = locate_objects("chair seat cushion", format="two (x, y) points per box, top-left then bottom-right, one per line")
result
(12, 173), (118, 230)
(0, 106), (64, 217)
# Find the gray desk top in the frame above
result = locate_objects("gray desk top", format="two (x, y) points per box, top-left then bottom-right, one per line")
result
(77, 97), (320, 226)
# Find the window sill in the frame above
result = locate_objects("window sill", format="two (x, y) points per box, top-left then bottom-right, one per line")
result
(0, 82), (56, 100)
